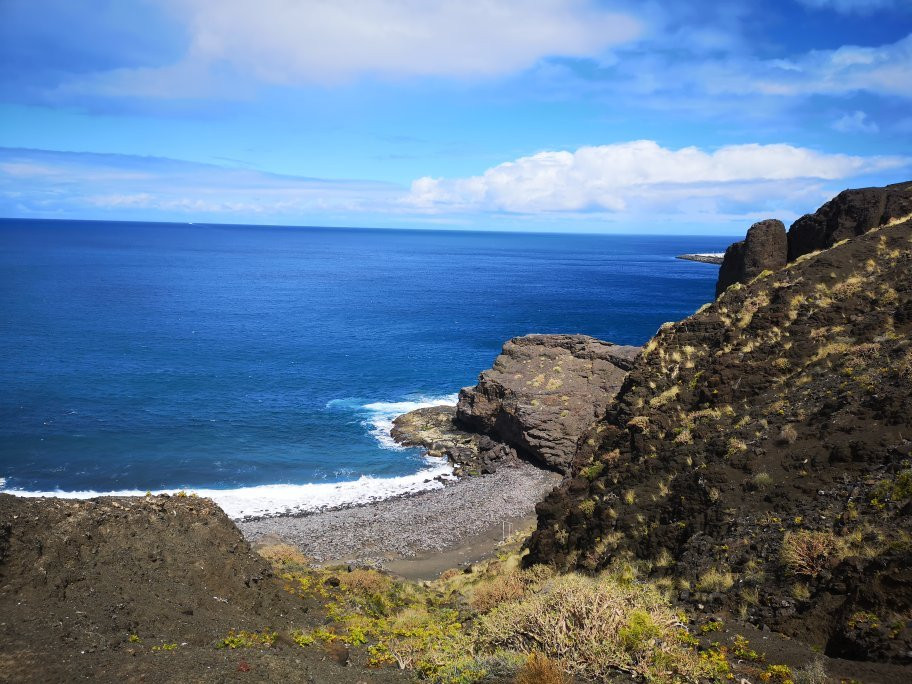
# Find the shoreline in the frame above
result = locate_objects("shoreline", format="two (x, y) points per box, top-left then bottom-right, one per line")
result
(236, 460), (562, 578)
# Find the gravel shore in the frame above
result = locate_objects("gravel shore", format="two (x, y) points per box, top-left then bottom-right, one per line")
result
(236, 461), (561, 568)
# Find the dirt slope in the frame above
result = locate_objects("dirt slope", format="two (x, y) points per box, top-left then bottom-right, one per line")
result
(0, 493), (409, 683)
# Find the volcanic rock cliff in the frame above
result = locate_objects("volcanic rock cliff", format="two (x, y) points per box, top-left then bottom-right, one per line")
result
(526, 189), (912, 665)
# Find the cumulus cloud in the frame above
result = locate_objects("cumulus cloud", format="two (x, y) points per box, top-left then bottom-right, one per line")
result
(406, 140), (908, 213)
(832, 111), (879, 133)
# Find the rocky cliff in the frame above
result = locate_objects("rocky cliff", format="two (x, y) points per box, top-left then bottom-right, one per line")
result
(715, 219), (787, 297)
(525, 202), (912, 665)
(716, 181), (912, 295)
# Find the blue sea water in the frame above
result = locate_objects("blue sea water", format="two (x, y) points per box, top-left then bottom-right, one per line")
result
(0, 219), (732, 517)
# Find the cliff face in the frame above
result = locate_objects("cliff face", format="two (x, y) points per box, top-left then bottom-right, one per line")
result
(526, 215), (912, 663)
(455, 334), (640, 474)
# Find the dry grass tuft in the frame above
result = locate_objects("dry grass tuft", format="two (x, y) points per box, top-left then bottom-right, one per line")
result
(471, 572), (527, 613)
(476, 573), (708, 681)
(781, 530), (843, 577)
(513, 652), (570, 684)
(341, 568), (392, 595)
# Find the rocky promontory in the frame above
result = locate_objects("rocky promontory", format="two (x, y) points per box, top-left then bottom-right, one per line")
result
(392, 334), (640, 475)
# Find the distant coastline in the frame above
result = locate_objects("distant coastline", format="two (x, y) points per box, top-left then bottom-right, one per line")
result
(676, 252), (724, 264)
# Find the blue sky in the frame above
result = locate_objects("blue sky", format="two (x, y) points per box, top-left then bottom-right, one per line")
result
(1, 0), (910, 233)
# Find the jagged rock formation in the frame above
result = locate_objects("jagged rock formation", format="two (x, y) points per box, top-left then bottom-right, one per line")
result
(454, 335), (640, 474)
(788, 181), (912, 260)
(715, 219), (787, 296)
(716, 182), (912, 296)
(526, 213), (912, 665)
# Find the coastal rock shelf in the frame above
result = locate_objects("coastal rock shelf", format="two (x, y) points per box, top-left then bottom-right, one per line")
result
(391, 405), (516, 476)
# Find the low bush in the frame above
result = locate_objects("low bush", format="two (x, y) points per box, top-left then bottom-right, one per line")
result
(475, 573), (708, 681)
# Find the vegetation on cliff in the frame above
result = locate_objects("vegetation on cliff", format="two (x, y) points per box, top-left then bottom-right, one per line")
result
(526, 210), (912, 667)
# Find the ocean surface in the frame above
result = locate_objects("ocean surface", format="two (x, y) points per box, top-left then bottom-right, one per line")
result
(0, 219), (732, 518)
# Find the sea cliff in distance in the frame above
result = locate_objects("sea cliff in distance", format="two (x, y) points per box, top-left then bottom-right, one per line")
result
(1, 182), (911, 683)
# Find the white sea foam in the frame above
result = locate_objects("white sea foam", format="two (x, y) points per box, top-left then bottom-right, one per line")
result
(0, 462), (456, 520)
(1, 393), (462, 520)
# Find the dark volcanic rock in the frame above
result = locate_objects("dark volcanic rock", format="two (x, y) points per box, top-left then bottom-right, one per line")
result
(391, 405), (518, 476)
(716, 218), (787, 296)
(788, 181), (912, 260)
(455, 334), (640, 474)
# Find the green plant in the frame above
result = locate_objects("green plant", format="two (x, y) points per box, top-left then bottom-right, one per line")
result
(151, 643), (177, 652)
(577, 499), (596, 517)
(217, 629), (277, 649)
(731, 634), (763, 662)
(580, 461), (604, 480)
(763, 663), (794, 683)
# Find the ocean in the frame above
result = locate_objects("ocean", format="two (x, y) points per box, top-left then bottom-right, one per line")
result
(0, 219), (732, 518)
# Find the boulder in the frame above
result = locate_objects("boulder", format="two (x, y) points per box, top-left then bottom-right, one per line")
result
(716, 219), (787, 297)
(455, 335), (639, 474)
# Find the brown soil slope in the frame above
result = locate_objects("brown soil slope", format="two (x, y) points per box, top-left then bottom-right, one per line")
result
(526, 218), (912, 665)
(0, 494), (410, 683)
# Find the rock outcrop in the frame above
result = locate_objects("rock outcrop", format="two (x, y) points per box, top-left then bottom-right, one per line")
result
(716, 182), (912, 297)
(715, 219), (787, 296)
(454, 335), (640, 474)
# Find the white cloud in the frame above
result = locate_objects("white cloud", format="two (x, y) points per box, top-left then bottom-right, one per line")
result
(798, 0), (897, 14)
(693, 34), (912, 99)
(832, 111), (879, 133)
(406, 140), (908, 213)
(0, 148), (404, 219)
(60, 0), (642, 96)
